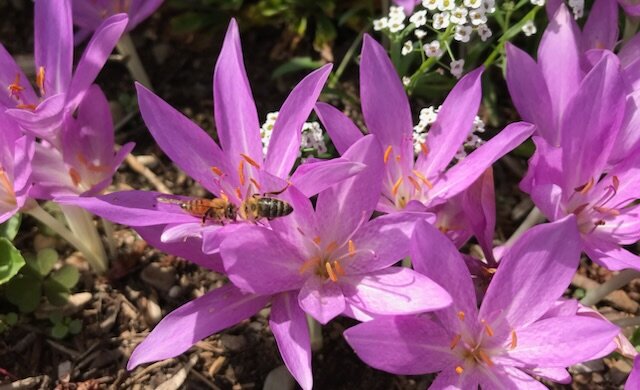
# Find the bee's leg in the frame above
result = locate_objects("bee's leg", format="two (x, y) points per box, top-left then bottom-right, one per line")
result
(261, 183), (290, 197)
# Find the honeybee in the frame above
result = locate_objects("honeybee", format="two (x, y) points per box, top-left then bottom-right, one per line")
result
(239, 194), (293, 222)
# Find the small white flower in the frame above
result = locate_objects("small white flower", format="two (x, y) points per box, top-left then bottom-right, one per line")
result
(419, 106), (438, 124)
(522, 20), (537, 36)
(454, 25), (473, 42)
(454, 147), (467, 161)
(450, 59), (465, 79)
(469, 9), (487, 25)
(472, 116), (485, 133)
(373, 17), (389, 31)
(402, 76), (411, 87)
(432, 12), (450, 30)
(388, 18), (406, 33)
(389, 6), (406, 20)
(423, 40), (443, 58)
(450, 7), (468, 24)
(569, 0), (584, 18)
(438, 0), (456, 11)
(402, 40), (414, 56)
(464, 0), (482, 8)
(422, 0), (439, 11)
(260, 112), (280, 154)
(481, 0), (496, 13)
(477, 23), (492, 41)
(415, 29), (427, 39)
(530, 0), (545, 5)
(409, 10), (428, 27)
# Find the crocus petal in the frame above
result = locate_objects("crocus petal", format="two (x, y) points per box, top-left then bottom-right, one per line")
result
(360, 35), (413, 159)
(520, 136), (563, 193)
(298, 276), (345, 324)
(315, 102), (363, 155)
(340, 267), (452, 316)
(560, 52), (625, 192)
(540, 298), (579, 319)
(127, 284), (270, 369)
(416, 67), (484, 177)
(626, 355), (640, 389)
(56, 191), (196, 225)
(411, 220), (478, 325)
(429, 122), (534, 202)
(220, 225), (305, 294)
(584, 238), (640, 271)
(0, 44), (37, 108)
(136, 83), (230, 194)
(582, 0), (619, 52)
(270, 292), (312, 390)
(429, 366), (480, 389)
(6, 93), (66, 140)
(213, 19), (262, 163)
(11, 134), (34, 196)
(135, 225), (224, 272)
(288, 157), (365, 198)
(505, 44), (555, 143)
(538, 4), (582, 131)
(392, 0), (418, 14)
(128, 0), (164, 29)
(612, 92), (640, 164)
(315, 135), (383, 245)
(67, 14), (128, 107)
(462, 168), (496, 262)
(497, 316), (619, 367)
(525, 367), (571, 384)
(479, 216), (581, 329)
(265, 64), (332, 177)
(620, 34), (640, 90)
(529, 183), (564, 221)
(478, 366), (546, 390)
(35, 0), (73, 95)
(344, 315), (456, 375)
(619, 0), (640, 17)
(347, 212), (432, 272)
(545, 0), (564, 18)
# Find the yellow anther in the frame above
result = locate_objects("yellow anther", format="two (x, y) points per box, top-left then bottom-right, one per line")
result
(240, 153), (261, 168)
(235, 187), (243, 200)
(333, 261), (345, 276)
(510, 330), (517, 350)
(8, 73), (24, 98)
(36, 66), (45, 96)
(593, 206), (621, 216)
(574, 177), (595, 194)
(313, 236), (322, 245)
(407, 176), (421, 192)
(348, 240), (356, 257)
(16, 103), (36, 111)
(325, 262), (338, 282)
(450, 334), (461, 350)
(478, 350), (494, 366)
(455, 366), (464, 375)
(412, 170), (433, 189)
(391, 177), (403, 197)
(420, 142), (429, 156)
(612, 175), (620, 191)
(211, 166), (224, 176)
(237, 160), (246, 186)
(383, 145), (393, 164)
(457, 311), (465, 321)
(69, 168), (82, 187)
(481, 319), (494, 337)
(250, 178), (262, 191)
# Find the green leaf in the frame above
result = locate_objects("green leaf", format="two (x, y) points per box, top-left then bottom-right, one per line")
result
(272, 57), (325, 79)
(43, 278), (70, 307)
(0, 237), (25, 285)
(5, 312), (18, 326)
(0, 214), (21, 240)
(51, 323), (68, 339)
(68, 319), (82, 335)
(313, 15), (337, 49)
(6, 274), (42, 313)
(29, 248), (58, 277)
(49, 312), (63, 324)
(50, 265), (79, 289)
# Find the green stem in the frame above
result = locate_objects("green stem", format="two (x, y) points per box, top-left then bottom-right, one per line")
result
(59, 204), (108, 274)
(504, 207), (545, 248)
(307, 315), (323, 352)
(581, 269), (640, 307)
(329, 29), (366, 89)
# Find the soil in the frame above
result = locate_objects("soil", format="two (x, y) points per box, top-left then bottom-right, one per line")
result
(0, 2), (638, 389)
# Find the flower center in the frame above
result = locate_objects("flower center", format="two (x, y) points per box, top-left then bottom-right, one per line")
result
(6, 67), (46, 111)
(0, 167), (16, 206)
(298, 238), (359, 282)
(569, 175), (625, 234)
(382, 144), (433, 209)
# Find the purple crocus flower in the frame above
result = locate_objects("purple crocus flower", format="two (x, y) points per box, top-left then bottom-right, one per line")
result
(392, 0), (420, 14)
(316, 35), (533, 242)
(1, 0), (127, 142)
(72, 0), (163, 41)
(60, 20), (363, 272)
(0, 112), (33, 223)
(28, 85), (134, 199)
(548, 0), (640, 18)
(345, 217), (620, 388)
(628, 356), (640, 389)
(126, 135), (452, 389)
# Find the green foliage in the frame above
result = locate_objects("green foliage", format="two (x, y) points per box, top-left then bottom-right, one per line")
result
(0, 312), (18, 333)
(49, 313), (82, 339)
(271, 56), (324, 78)
(0, 237), (25, 286)
(0, 213), (21, 240)
(4, 249), (79, 313)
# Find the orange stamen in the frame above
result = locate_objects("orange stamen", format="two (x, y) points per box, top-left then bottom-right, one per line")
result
(16, 103), (36, 111)
(457, 311), (465, 321)
(455, 366), (464, 375)
(574, 177), (594, 194)
(240, 153), (261, 168)
(325, 241), (339, 253)
(0, 169), (16, 202)
(450, 334), (461, 350)
(412, 170), (433, 189)
(333, 261), (345, 276)
(477, 350), (494, 366)
(383, 146), (393, 164)
(612, 175), (620, 191)
(77, 153), (108, 172)
(325, 262), (338, 282)
(510, 330), (517, 350)
(313, 236), (322, 245)
(391, 177), (403, 197)
(299, 258), (319, 274)
(250, 178), (262, 191)
(8, 73), (24, 98)
(407, 176), (422, 192)
(593, 206), (620, 216)
(211, 166), (224, 176)
(348, 240), (356, 257)
(235, 187), (243, 200)
(481, 319), (494, 337)
(420, 142), (429, 156)
(237, 160), (246, 186)
(36, 66), (45, 96)
(69, 168), (82, 187)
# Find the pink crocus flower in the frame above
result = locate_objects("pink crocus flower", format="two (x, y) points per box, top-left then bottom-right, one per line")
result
(0, 0), (127, 142)
(345, 217), (620, 388)
(628, 356), (640, 389)
(0, 112), (33, 223)
(72, 0), (163, 41)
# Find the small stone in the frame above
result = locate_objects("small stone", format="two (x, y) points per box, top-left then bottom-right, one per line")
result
(263, 365), (295, 390)
(168, 285), (182, 298)
(144, 298), (162, 326)
(57, 361), (72, 380)
(609, 358), (633, 385)
(141, 263), (176, 293)
(220, 334), (247, 352)
(34, 234), (57, 251)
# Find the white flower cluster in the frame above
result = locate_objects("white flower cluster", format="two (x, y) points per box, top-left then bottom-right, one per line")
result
(567, 0), (585, 18)
(260, 112), (327, 157)
(373, 5), (407, 33)
(412, 105), (486, 160)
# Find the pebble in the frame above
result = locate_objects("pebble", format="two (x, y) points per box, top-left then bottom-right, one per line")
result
(141, 263), (176, 293)
(168, 285), (182, 298)
(220, 334), (247, 352)
(143, 298), (162, 326)
(263, 365), (295, 390)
